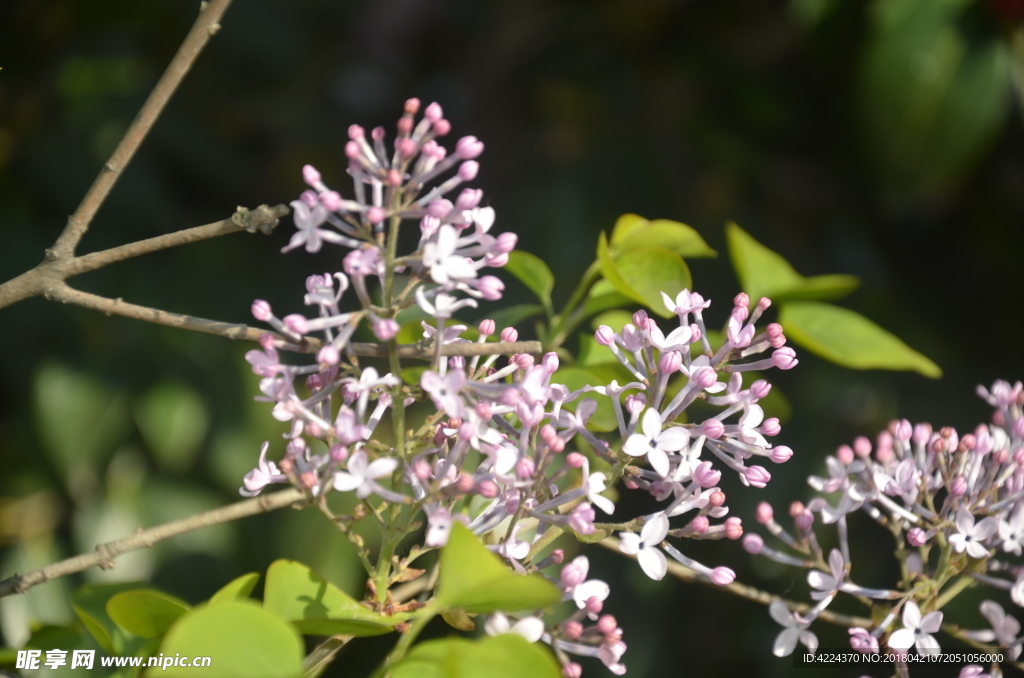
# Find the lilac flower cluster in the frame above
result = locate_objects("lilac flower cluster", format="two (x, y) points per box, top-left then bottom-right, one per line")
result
(237, 101), (801, 677)
(744, 380), (1024, 676)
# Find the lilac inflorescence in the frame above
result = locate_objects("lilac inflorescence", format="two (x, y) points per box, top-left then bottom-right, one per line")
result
(746, 379), (1024, 673)
(238, 101), (800, 676)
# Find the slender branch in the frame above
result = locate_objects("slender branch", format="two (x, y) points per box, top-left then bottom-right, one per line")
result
(302, 636), (352, 678)
(599, 537), (872, 628)
(48, 0), (235, 260)
(0, 488), (306, 599)
(66, 205), (287, 277)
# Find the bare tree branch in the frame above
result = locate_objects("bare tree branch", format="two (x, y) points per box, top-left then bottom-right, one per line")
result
(0, 488), (307, 599)
(600, 537), (873, 628)
(48, 0), (236, 260)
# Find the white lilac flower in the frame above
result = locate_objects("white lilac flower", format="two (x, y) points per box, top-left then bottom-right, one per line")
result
(769, 601), (818, 657)
(422, 225), (478, 285)
(622, 409), (690, 477)
(619, 513), (669, 580)
(807, 549), (845, 601)
(484, 613), (544, 642)
(999, 506), (1024, 555)
(239, 442), (288, 497)
(333, 450), (399, 499)
(415, 287), (478, 319)
(421, 368), (466, 418)
(949, 507), (998, 559)
(888, 602), (942, 654)
(560, 556), (611, 613)
(964, 601), (1021, 660)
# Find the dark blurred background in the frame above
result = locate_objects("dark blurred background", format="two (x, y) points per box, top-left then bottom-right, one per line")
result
(2, 0), (1024, 676)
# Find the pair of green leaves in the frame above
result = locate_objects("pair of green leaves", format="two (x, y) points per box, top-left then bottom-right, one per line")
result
(727, 223), (941, 378)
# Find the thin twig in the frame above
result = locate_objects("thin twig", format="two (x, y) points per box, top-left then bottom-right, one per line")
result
(0, 488), (306, 599)
(599, 537), (872, 628)
(45, 282), (543, 358)
(302, 636), (352, 678)
(48, 0), (235, 260)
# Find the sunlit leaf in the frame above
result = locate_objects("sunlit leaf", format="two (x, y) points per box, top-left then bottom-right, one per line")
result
(504, 251), (555, 314)
(437, 523), (561, 614)
(780, 302), (941, 378)
(209, 573), (260, 605)
(263, 559), (398, 636)
(107, 590), (190, 639)
(598, 232), (691, 319)
(612, 215), (716, 258)
(391, 632), (561, 678)
(154, 601), (302, 678)
(72, 582), (146, 653)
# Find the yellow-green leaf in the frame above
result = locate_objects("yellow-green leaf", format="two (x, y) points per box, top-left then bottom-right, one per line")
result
(71, 582), (147, 653)
(504, 251), (555, 314)
(107, 590), (191, 639)
(209, 572), (260, 605)
(437, 523), (561, 614)
(780, 302), (941, 378)
(391, 634), (561, 678)
(612, 215), (716, 258)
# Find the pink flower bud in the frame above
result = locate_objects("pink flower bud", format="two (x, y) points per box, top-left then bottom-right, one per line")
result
(913, 423), (933, 447)
(424, 102), (443, 122)
(448, 356), (466, 370)
(895, 419), (913, 442)
(640, 317), (657, 332)
(772, 347), (798, 370)
(596, 615), (618, 635)
(734, 292), (749, 308)
(836, 444), (854, 465)
(659, 351), (682, 375)
(563, 663), (583, 678)
(387, 169), (402, 187)
(595, 325), (615, 346)
(427, 199), (452, 219)
(769, 333), (787, 348)
(348, 124), (364, 140)
(794, 509), (814, 531)
(458, 160), (479, 181)
(317, 345), (340, 366)
(403, 97), (421, 115)
(476, 479), (499, 498)
(853, 436), (872, 457)
(501, 327), (519, 342)
(724, 516), (743, 540)
(758, 297), (771, 310)
(745, 465), (771, 489)
(907, 527), (928, 547)
(1014, 417), (1024, 438)
(432, 119), (451, 136)
(315, 191), (340, 213)
(548, 436), (565, 453)
(477, 275), (505, 301)
(476, 319), (496, 337)
(743, 533), (764, 554)
(702, 419), (725, 439)
(750, 379), (772, 399)
(755, 502), (774, 524)
(625, 394), (646, 415)
(693, 461), (721, 487)
(1014, 448), (1024, 464)
(302, 164), (321, 186)
(367, 206), (385, 224)
(710, 567), (736, 586)
(412, 458), (432, 482)
(454, 473), (474, 493)
(516, 457), (536, 480)
(994, 447), (1009, 465)
(566, 452), (586, 469)
(513, 353), (534, 369)
(688, 515), (709, 534)
(540, 424), (558, 445)
(344, 140), (361, 159)
(300, 189), (318, 207)
(766, 323), (783, 338)
(372, 318), (399, 342)
(251, 299), (273, 321)
(456, 188), (483, 210)
(562, 621), (583, 641)
(494, 232), (518, 254)
(849, 628), (879, 654)
(585, 596), (603, 614)
(769, 445), (792, 463)
(455, 135), (484, 159)
(371, 126), (386, 142)
(762, 418), (781, 437)
(330, 444), (348, 462)
(283, 314), (309, 335)
(694, 367), (718, 389)
(632, 309), (648, 326)
(396, 117), (413, 135)
(286, 438), (307, 456)
(950, 475), (967, 497)
(709, 490), (726, 507)
(306, 373), (323, 391)
(549, 549), (565, 565)
(789, 501), (805, 517)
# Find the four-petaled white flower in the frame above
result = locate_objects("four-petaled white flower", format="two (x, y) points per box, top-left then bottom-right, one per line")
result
(421, 368), (466, 418)
(563, 556), (611, 613)
(619, 513), (669, 580)
(240, 442), (287, 497)
(769, 601), (818, 657)
(647, 324), (693, 352)
(999, 506), (1024, 556)
(423, 225), (478, 285)
(965, 601), (1022, 660)
(807, 549), (845, 601)
(333, 450), (399, 499)
(888, 601), (942, 655)
(949, 507), (998, 560)
(283, 200), (346, 253)
(661, 289), (710, 317)
(415, 287), (478, 319)
(623, 409), (690, 478)
(484, 613), (544, 642)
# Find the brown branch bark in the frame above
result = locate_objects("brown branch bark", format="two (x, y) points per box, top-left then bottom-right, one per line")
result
(599, 537), (873, 628)
(48, 0), (235, 260)
(47, 284), (541, 358)
(0, 488), (306, 599)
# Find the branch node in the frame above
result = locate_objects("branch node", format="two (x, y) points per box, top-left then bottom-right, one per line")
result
(232, 204), (288, 235)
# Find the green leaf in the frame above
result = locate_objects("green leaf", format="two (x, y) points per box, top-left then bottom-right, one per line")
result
(589, 310), (633, 333)
(396, 319), (479, 346)
(437, 522), (561, 614)
(263, 559), (398, 636)
(135, 381), (209, 472)
(582, 279), (632, 318)
(33, 363), (131, 478)
(597, 233), (691, 319)
(608, 213), (649, 243)
(612, 216), (717, 258)
(863, 0), (1011, 195)
(107, 590), (191, 639)
(504, 251), (555, 314)
(0, 647), (16, 665)
(72, 582), (147, 653)
(725, 223), (859, 303)
(780, 302), (941, 378)
(480, 303), (545, 333)
(153, 601), (302, 678)
(210, 573), (260, 605)
(392, 634), (561, 678)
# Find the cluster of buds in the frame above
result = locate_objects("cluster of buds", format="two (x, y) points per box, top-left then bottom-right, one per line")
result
(238, 102), (801, 677)
(744, 380), (1024, 677)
